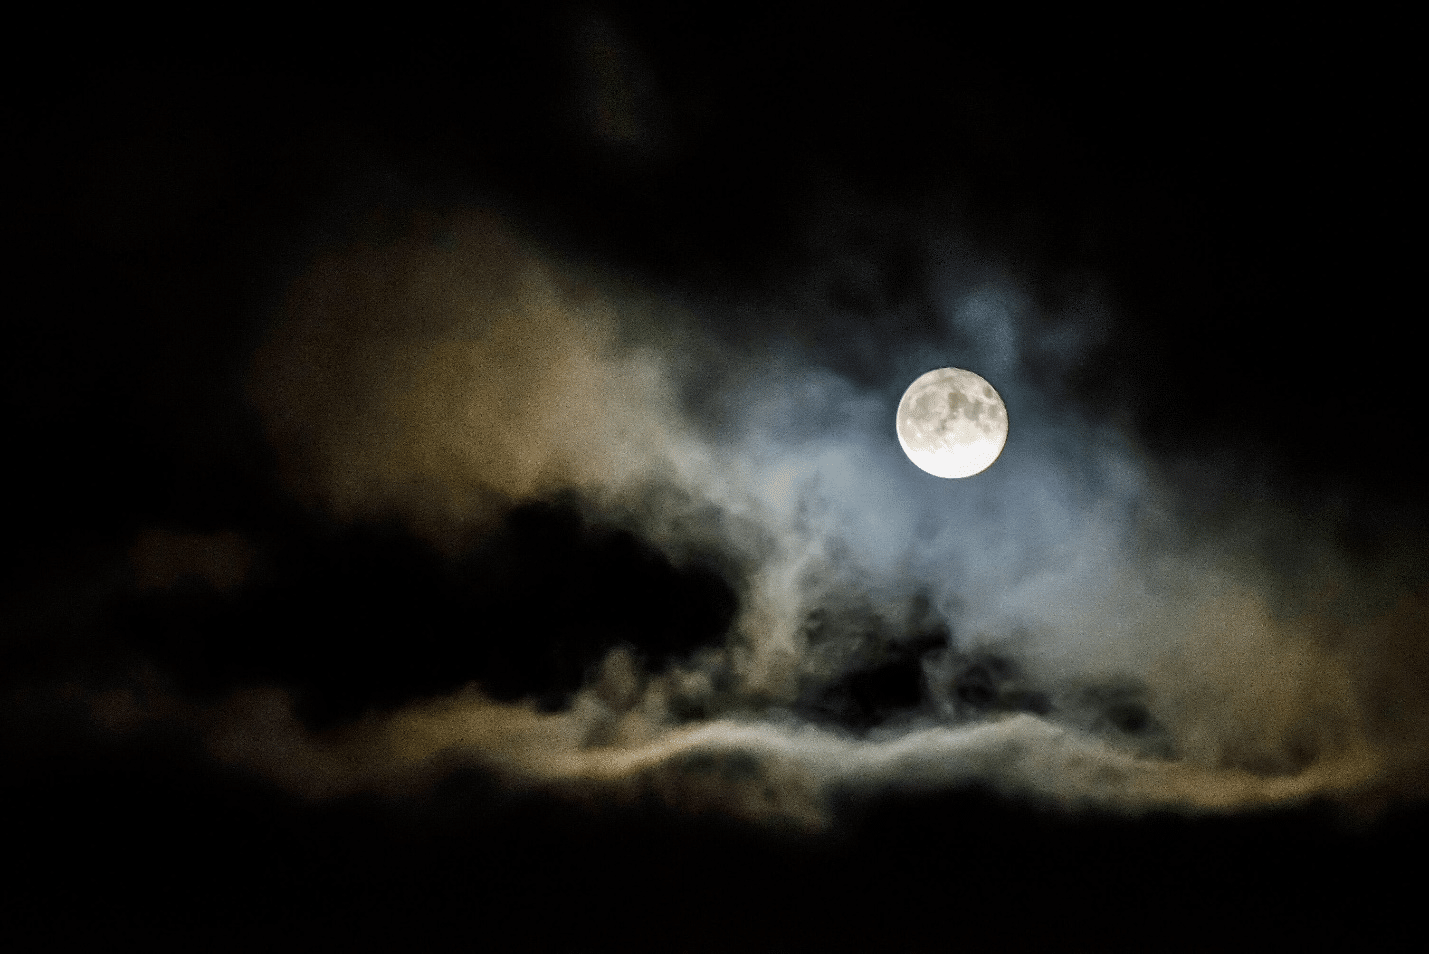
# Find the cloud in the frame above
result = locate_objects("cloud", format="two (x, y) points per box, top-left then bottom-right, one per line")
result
(566, 10), (670, 160)
(129, 528), (253, 592)
(247, 213), (683, 545)
(62, 200), (1426, 829)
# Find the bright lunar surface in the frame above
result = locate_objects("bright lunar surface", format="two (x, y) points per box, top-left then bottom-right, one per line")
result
(896, 368), (1008, 478)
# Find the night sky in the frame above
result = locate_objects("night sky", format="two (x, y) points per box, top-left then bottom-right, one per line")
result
(7, 16), (1424, 951)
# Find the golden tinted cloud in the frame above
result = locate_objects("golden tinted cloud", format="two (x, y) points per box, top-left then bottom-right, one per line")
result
(249, 213), (681, 543)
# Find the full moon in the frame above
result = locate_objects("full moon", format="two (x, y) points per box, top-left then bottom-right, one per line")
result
(896, 367), (1008, 478)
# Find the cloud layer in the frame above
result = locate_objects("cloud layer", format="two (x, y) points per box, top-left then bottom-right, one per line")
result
(92, 203), (1429, 828)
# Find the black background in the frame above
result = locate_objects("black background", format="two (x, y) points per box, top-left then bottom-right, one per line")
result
(6, 12), (1422, 951)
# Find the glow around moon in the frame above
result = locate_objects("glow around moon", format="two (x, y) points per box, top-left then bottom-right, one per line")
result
(896, 368), (1008, 478)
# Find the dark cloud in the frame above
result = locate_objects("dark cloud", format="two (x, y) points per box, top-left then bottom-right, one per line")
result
(55, 186), (1418, 831)
(5, 19), (1422, 951)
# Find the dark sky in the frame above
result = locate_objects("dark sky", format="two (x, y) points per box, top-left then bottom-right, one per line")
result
(6, 15), (1424, 951)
